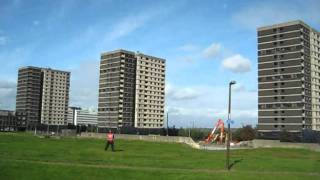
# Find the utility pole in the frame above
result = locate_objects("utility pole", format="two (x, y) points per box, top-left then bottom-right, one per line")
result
(166, 112), (169, 136)
(226, 80), (236, 170)
(47, 124), (50, 135)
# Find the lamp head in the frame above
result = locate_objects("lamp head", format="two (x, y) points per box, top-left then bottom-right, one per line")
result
(230, 81), (236, 85)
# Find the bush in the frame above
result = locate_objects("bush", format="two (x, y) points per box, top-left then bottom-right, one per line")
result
(302, 129), (320, 143)
(280, 130), (296, 142)
(233, 125), (256, 141)
(178, 128), (211, 141)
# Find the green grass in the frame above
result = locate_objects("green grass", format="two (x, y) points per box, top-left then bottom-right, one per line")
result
(0, 133), (320, 179)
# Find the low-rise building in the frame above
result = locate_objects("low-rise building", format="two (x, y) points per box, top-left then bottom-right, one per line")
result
(0, 110), (27, 131)
(67, 107), (97, 126)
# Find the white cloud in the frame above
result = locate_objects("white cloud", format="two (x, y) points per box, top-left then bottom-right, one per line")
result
(0, 80), (16, 89)
(165, 84), (257, 128)
(0, 36), (8, 45)
(221, 54), (251, 73)
(174, 42), (223, 64)
(202, 43), (222, 59)
(0, 47), (34, 71)
(233, 1), (320, 30)
(178, 44), (198, 52)
(105, 9), (163, 42)
(177, 56), (196, 63)
(166, 84), (201, 101)
(45, 0), (77, 30)
(166, 107), (257, 128)
(233, 83), (246, 92)
(106, 15), (148, 41)
(69, 60), (99, 108)
(0, 79), (16, 110)
(0, 59), (100, 110)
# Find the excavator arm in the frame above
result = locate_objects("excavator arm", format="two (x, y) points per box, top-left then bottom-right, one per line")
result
(205, 119), (224, 144)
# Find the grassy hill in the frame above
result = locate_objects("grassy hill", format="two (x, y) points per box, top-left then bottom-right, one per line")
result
(0, 133), (319, 180)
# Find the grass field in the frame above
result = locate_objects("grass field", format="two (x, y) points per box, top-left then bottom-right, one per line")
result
(0, 133), (320, 180)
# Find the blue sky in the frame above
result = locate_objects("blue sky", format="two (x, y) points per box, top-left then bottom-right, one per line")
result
(1, 0), (320, 128)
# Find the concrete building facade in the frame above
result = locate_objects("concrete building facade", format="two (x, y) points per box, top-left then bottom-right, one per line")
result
(98, 49), (165, 129)
(67, 106), (81, 125)
(40, 69), (70, 125)
(16, 67), (43, 127)
(135, 53), (165, 128)
(310, 28), (320, 130)
(67, 107), (97, 126)
(257, 20), (320, 137)
(98, 50), (136, 128)
(0, 110), (17, 131)
(0, 110), (27, 131)
(16, 66), (70, 127)
(76, 109), (98, 126)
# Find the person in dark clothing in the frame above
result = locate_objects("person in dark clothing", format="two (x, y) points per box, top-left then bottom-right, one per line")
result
(105, 130), (115, 151)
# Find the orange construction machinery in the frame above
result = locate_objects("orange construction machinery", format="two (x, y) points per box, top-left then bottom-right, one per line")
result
(205, 119), (225, 144)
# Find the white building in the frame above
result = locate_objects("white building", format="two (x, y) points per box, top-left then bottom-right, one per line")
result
(67, 107), (97, 126)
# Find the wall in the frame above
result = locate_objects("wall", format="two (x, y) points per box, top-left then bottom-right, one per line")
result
(79, 133), (320, 152)
(252, 139), (320, 152)
(80, 133), (200, 149)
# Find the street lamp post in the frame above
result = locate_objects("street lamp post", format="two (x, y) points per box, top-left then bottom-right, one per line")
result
(226, 80), (236, 170)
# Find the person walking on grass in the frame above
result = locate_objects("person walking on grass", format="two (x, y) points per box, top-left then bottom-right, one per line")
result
(105, 130), (115, 152)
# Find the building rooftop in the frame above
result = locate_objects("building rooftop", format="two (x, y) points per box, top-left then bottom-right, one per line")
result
(257, 20), (315, 32)
(101, 49), (165, 62)
(19, 66), (70, 74)
(136, 52), (166, 62)
(101, 49), (135, 56)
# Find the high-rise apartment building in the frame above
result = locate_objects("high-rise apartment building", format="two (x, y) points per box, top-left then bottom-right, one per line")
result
(40, 69), (70, 125)
(134, 53), (165, 128)
(98, 50), (136, 128)
(16, 66), (70, 128)
(16, 67), (42, 127)
(257, 20), (320, 137)
(98, 49), (165, 129)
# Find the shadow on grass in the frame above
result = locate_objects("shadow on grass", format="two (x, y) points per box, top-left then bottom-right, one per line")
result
(104, 149), (124, 152)
(229, 158), (243, 170)
(113, 149), (124, 152)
